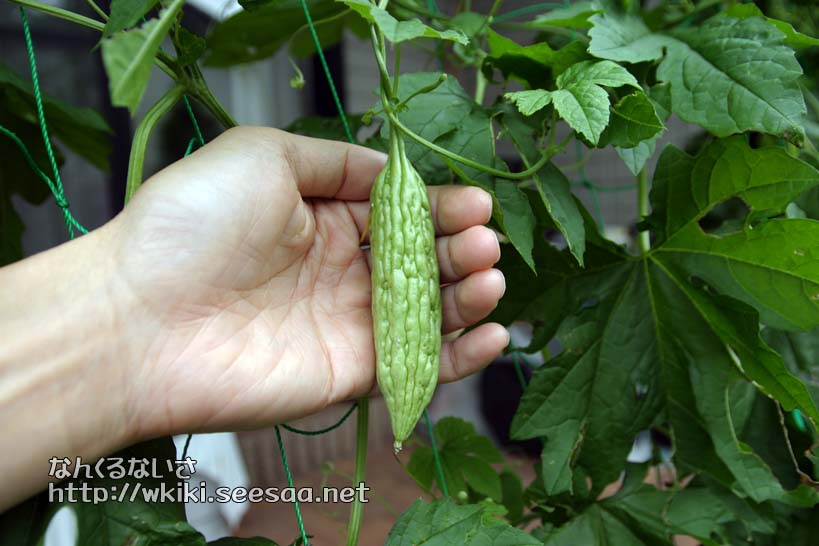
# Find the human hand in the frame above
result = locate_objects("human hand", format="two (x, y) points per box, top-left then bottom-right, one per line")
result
(109, 127), (508, 439)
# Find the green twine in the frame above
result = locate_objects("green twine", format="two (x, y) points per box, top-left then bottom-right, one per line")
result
(275, 425), (309, 545)
(182, 96), (205, 147)
(183, 137), (198, 157)
(298, 0), (354, 144)
(282, 402), (358, 436)
(423, 409), (450, 497)
(18, 6), (86, 238)
(0, 125), (86, 235)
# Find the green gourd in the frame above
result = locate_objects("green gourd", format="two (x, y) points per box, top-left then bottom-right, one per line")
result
(370, 127), (442, 453)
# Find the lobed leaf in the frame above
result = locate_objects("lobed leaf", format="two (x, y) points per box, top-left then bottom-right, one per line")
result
(589, 12), (807, 141)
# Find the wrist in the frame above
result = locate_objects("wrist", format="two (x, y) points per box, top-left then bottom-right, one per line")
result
(0, 224), (138, 509)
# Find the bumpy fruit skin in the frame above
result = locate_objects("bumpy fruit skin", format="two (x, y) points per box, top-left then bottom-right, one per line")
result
(370, 129), (442, 452)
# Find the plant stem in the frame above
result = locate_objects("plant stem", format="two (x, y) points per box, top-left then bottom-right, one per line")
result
(85, 0), (107, 20)
(369, 26), (394, 100)
(190, 66), (238, 129)
(393, 43), (402, 98)
(637, 168), (650, 253)
(124, 85), (185, 204)
(345, 398), (369, 546)
(10, 0), (104, 31)
(474, 69), (487, 105)
(395, 74), (447, 108)
(289, 9), (352, 52)
(368, 0), (550, 180)
(386, 107), (549, 179)
(475, 0), (503, 34)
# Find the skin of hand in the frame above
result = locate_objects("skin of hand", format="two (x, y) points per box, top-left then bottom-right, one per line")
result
(0, 127), (508, 510)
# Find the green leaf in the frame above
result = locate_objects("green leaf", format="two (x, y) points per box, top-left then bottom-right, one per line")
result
(0, 63), (112, 170)
(550, 83), (611, 145)
(104, 0), (160, 36)
(385, 74), (539, 271)
(415, 417), (504, 500)
(725, 3), (819, 49)
(649, 137), (819, 245)
(525, 1), (600, 30)
(493, 181), (536, 271)
(176, 27), (207, 66)
(612, 85), (669, 174)
(486, 192), (627, 352)
(657, 219), (819, 331)
(387, 72), (473, 184)
(597, 467), (735, 543)
(589, 13), (807, 141)
(386, 499), (541, 546)
(556, 59), (639, 90)
(338, 0), (467, 44)
(498, 471), (524, 524)
(602, 92), (664, 148)
(615, 138), (656, 176)
(447, 12), (486, 38)
(648, 137), (819, 330)
(484, 30), (589, 87)
(506, 60), (640, 145)
(587, 11), (669, 63)
(205, 1), (348, 66)
(543, 504), (648, 545)
(406, 446), (435, 493)
(510, 262), (657, 495)
(503, 90), (552, 116)
(72, 438), (206, 546)
(554, 60), (640, 144)
(0, 489), (61, 546)
(0, 64), (111, 265)
(498, 104), (587, 265)
(659, 16), (806, 141)
(507, 139), (819, 504)
(101, 0), (185, 114)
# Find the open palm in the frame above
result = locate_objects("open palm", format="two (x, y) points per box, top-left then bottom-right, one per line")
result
(110, 127), (508, 438)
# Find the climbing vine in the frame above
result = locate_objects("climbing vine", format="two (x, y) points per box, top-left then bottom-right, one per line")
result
(2, 0), (819, 544)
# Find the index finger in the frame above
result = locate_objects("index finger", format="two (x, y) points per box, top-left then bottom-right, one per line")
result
(244, 127), (388, 200)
